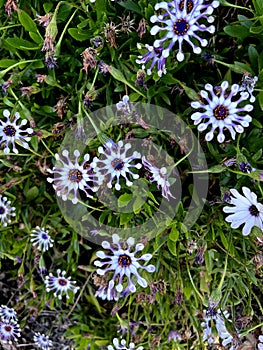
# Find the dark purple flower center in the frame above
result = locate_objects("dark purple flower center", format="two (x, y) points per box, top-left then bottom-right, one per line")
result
(213, 105), (229, 120)
(118, 254), (131, 267)
(3, 125), (16, 137)
(41, 233), (48, 240)
(173, 19), (190, 36)
(179, 0), (194, 13)
(249, 204), (259, 217)
(4, 325), (11, 332)
(68, 169), (83, 182)
(58, 278), (68, 286)
(0, 206), (5, 215)
(112, 158), (124, 171)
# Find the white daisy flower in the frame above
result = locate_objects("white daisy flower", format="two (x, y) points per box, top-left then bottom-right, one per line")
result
(0, 320), (21, 344)
(94, 234), (155, 298)
(47, 149), (99, 204)
(150, 0), (220, 62)
(0, 194), (15, 226)
(0, 305), (17, 322)
(30, 226), (54, 252)
(44, 269), (79, 300)
(191, 81), (254, 143)
(91, 140), (142, 191)
(33, 332), (53, 350)
(108, 337), (144, 350)
(0, 109), (33, 154)
(223, 187), (263, 236)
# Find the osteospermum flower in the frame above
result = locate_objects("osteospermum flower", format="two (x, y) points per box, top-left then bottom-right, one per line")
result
(150, 0), (220, 62)
(0, 306), (17, 322)
(94, 234), (155, 298)
(191, 81), (254, 143)
(239, 74), (258, 103)
(47, 149), (99, 204)
(33, 332), (53, 350)
(91, 140), (142, 191)
(0, 194), (15, 226)
(223, 187), (263, 236)
(136, 44), (167, 77)
(108, 338), (144, 350)
(44, 269), (79, 300)
(116, 95), (132, 115)
(0, 109), (33, 154)
(0, 320), (21, 344)
(30, 227), (54, 252)
(142, 156), (174, 200)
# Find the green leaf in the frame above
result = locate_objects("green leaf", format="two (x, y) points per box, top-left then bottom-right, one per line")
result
(25, 186), (39, 201)
(68, 28), (94, 42)
(169, 226), (179, 242)
(223, 25), (250, 40)
(0, 59), (17, 68)
(118, 193), (133, 208)
(167, 239), (177, 256)
(252, 119), (263, 128)
(5, 38), (41, 50)
(219, 231), (229, 250)
(132, 196), (145, 214)
(250, 24), (263, 34)
(18, 10), (43, 44)
(119, 0), (142, 15)
(258, 91), (263, 110)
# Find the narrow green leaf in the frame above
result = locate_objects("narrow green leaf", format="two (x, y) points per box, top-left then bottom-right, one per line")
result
(119, 0), (142, 15)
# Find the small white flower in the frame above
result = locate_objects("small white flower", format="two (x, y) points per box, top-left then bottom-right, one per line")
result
(191, 81), (253, 143)
(150, 0), (220, 62)
(223, 187), (263, 236)
(108, 337), (144, 350)
(239, 74), (258, 103)
(47, 149), (99, 204)
(142, 156), (174, 200)
(94, 234), (155, 298)
(258, 335), (263, 350)
(0, 109), (33, 154)
(0, 320), (21, 344)
(0, 305), (17, 322)
(91, 140), (142, 191)
(0, 194), (15, 226)
(30, 226), (54, 252)
(116, 95), (132, 114)
(33, 332), (53, 350)
(44, 269), (79, 300)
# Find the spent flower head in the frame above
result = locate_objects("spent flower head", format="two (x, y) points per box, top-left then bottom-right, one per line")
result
(47, 149), (99, 204)
(223, 187), (263, 236)
(0, 195), (15, 226)
(94, 233), (155, 299)
(150, 0), (220, 62)
(44, 269), (79, 300)
(30, 226), (54, 252)
(0, 109), (33, 154)
(191, 81), (253, 143)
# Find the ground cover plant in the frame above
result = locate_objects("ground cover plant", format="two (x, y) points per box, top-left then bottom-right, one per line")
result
(1, 0), (263, 349)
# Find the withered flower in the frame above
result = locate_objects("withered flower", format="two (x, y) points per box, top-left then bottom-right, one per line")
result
(35, 74), (47, 83)
(104, 21), (120, 49)
(53, 97), (68, 119)
(136, 18), (147, 39)
(20, 86), (34, 98)
(0, 79), (13, 94)
(36, 13), (51, 27)
(5, 0), (20, 18)
(119, 14), (135, 34)
(81, 47), (97, 76)
(44, 52), (57, 69)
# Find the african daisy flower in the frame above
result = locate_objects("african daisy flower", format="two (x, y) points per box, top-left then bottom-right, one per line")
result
(94, 234), (155, 298)
(108, 337), (144, 350)
(142, 156), (174, 200)
(0, 306), (17, 322)
(0, 109), (33, 154)
(136, 44), (167, 77)
(47, 149), (99, 204)
(91, 140), (142, 191)
(30, 226), (54, 252)
(33, 332), (53, 350)
(223, 187), (263, 236)
(239, 74), (258, 103)
(44, 269), (79, 300)
(191, 81), (254, 143)
(150, 0), (220, 62)
(0, 320), (21, 344)
(0, 194), (15, 226)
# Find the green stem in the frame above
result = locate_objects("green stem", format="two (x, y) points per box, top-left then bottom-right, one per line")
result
(40, 139), (55, 157)
(55, 8), (78, 55)
(219, 0), (254, 13)
(0, 59), (41, 79)
(186, 259), (204, 302)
